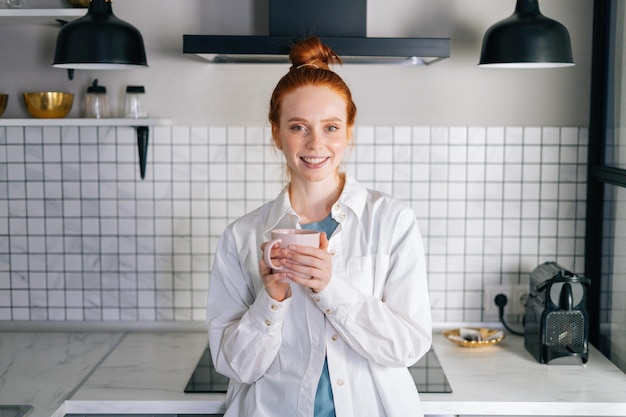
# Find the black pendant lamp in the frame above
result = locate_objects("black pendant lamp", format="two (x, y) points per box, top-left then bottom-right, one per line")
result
(53, 0), (147, 70)
(479, 0), (574, 68)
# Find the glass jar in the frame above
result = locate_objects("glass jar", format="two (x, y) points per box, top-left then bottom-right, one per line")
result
(85, 79), (110, 118)
(6, 0), (26, 8)
(124, 85), (148, 118)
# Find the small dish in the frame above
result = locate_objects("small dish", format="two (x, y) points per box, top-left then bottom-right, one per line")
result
(65, 0), (90, 7)
(442, 327), (505, 348)
(23, 92), (74, 119)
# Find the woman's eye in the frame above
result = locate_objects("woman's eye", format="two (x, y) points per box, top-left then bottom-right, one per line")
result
(290, 125), (306, 132)
(326, 125), (339, 132)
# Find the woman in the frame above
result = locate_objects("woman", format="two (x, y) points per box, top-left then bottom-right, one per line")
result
(207, 37), (432, 417)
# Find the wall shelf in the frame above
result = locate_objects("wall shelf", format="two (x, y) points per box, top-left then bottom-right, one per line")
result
(0, 118), (170, 127)
(0, 118), (172, 180)
(0, 8), (85, 24)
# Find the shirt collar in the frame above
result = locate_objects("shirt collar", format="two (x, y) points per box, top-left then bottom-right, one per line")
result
(263, 174), (368, 233)
(264, 185), (299, 233)
(334, 174), (367, 218)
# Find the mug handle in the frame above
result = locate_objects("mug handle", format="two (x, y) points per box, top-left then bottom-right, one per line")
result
(263, 238), (283, 270)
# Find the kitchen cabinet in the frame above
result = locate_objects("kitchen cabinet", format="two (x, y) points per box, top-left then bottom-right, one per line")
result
(0, 118), (172, 179)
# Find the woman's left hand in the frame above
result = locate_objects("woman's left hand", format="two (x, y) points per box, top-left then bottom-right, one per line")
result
(283, 232), (333, 293)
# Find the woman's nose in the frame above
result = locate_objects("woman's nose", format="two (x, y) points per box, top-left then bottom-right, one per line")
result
(305, 131), (322, 149)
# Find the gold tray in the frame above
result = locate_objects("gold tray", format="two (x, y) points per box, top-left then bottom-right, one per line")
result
(442, 327), (505, 348)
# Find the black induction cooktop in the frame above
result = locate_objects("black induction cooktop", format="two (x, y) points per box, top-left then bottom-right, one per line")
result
(184, 345), (452, 394)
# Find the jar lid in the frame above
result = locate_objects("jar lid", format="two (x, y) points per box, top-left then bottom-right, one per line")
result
(87, 79), (106, 94)
(126, 86), (145, 94)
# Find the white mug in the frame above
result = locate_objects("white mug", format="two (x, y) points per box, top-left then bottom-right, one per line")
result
(263, 229), (320, 273)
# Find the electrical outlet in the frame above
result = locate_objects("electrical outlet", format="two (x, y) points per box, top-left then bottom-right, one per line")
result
(483, 284), (528, 320)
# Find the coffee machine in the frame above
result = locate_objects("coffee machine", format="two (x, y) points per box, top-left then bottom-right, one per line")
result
(524, 262), (591, 364)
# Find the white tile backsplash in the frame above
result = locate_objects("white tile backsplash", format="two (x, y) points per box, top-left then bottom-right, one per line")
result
(0, 125), (588, 323)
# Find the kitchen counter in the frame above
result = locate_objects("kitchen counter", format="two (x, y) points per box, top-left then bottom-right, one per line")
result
(425, 332), (626, 416)
(1, 329), (625, 417)
(0, 332), (124, 417)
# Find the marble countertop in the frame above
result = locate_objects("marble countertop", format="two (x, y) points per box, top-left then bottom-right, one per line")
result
(0, 332), (124, 417)
(423, 332), (626, 416)
(2, 329), (625, 417)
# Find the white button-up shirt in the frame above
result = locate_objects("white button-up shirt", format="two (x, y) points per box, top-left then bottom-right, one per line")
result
(207, 175), (432, 417)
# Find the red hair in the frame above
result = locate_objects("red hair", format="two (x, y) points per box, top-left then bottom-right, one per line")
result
(268, 37), (357, 129)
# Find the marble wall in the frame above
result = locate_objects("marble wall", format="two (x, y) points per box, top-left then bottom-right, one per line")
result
(0, 124), (588, 323)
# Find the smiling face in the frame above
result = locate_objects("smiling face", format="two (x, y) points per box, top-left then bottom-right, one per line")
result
(272, 85), (351, 187)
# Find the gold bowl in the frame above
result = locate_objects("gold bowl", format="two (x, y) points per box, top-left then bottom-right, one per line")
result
(23, 92), (74, 118)
(65, 0), (90, 7)
(0, 94), (7, 117)
(442, 327), (505, 348)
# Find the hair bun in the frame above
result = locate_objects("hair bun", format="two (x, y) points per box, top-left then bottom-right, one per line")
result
(289, 37), (342, 70)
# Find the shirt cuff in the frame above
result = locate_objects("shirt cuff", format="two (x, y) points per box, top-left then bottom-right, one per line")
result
(307, 272), (362, 319)
(249, 286), (292, 333)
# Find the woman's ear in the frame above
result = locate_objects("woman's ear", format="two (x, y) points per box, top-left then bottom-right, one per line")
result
(271, 124), (282, 150)
(347, 127), (355, 148)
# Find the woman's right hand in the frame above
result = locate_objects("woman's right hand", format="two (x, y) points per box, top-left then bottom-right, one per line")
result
(259, 242), (292, 301)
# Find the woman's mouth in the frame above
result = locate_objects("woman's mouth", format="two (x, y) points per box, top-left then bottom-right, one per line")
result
(300, 156), (329, 168)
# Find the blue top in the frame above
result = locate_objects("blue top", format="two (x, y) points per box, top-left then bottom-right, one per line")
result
(301, 214), (339, 417)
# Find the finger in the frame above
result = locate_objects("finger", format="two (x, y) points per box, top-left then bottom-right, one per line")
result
(285, 270), (327, 293)
(261, 241), (291, 255)
(285, 270), (314, 286)
(287, 249), (331, 272)
(262, 243), (290, 270)
(259, 258), (271, 274)
(259, 257), (287, 278)
(287, 244), (327, 260)
(260, 259), (293, 286)
(319, 232), (329, 250)
(283, 261), (316, 279)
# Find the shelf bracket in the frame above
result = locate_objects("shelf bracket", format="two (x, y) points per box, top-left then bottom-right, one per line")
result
(135, 125), (149, 179)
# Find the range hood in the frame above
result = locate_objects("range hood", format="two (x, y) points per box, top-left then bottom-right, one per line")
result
(183, 0), (450, 65)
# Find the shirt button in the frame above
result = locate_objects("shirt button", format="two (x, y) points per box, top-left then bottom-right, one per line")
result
(337, 379), (345, 386)
(325, 308), (334, 315)
(334, 204), (341, 210)
(264, 319), (272, 326)
(331, 334), (339, 341)
(329, 249), (336, 256)
(313, 296), (320, 302)
(338, 213), (346, 221)
(270, 304), (278, 311)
